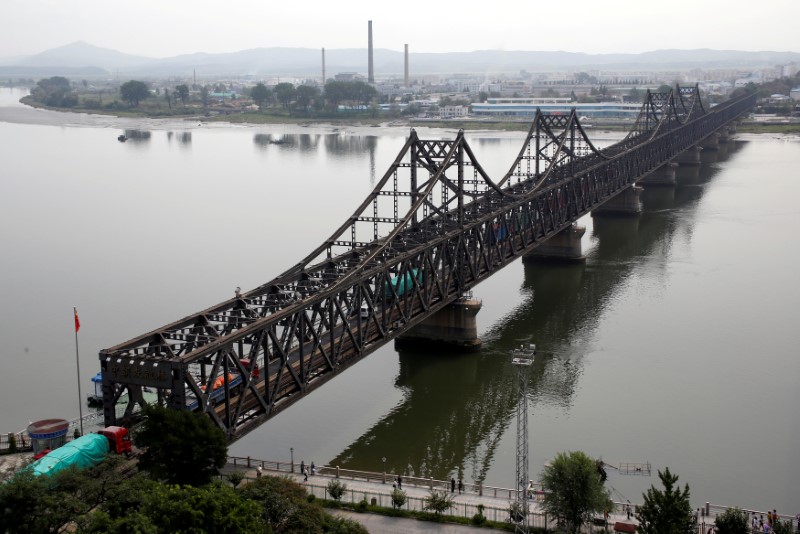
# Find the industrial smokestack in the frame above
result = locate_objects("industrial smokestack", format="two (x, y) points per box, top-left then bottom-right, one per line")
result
(404, 44), (409, 87)
(368, 20), (374, 83)
(322, 48), (326, 86)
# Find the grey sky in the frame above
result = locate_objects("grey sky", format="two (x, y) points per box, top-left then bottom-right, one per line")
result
(3, 0), (798, 59)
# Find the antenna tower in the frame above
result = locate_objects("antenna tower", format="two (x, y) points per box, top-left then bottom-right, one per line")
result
(512, 344), (535, 534)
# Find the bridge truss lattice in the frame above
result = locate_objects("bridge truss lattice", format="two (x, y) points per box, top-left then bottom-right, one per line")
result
(99, 86), (755, 438)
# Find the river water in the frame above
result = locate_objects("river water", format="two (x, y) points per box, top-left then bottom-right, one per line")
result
(0, 87), (797, 513)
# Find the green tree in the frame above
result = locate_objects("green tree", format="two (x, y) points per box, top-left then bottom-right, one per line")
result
(391, 487), (407, 509)
(120, 80), (149, 107)
(175, 84), (190, 105)
(637, 467), (694, 534)
(714, 507), (749, 534)
(295, 84), (320, 112)
(327, 479), (347, 501)
(423, 490), (455, 516)
(274, 82), (296, 108)
(32, 76), (78, 107)
(540, 451), (612, 534)
(250, 82), (271, 110)
(134, 404), (227, 486)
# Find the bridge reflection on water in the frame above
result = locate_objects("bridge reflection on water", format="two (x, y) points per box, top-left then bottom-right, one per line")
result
(326, 141), (743, 483)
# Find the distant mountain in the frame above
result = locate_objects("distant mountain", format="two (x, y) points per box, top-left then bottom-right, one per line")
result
(2, 42), (799, 79)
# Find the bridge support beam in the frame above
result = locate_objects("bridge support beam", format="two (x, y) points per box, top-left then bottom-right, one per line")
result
(638, 162), (677, 187)
(674, 146), (702, 167)
(523, 224), (586, 264)
(591, 185), (642, 217)
(396, 298), (483, 352)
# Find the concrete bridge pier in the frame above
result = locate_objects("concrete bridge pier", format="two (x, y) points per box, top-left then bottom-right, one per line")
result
(523, 224), (586, 264)
(676, 164), (701, 186)
(674, 146), (702, 167)
(396, 297), (483, 352)
(700, 132), (720, 151)
(591, 185), (642, 217)
(638, 162), (677, 187)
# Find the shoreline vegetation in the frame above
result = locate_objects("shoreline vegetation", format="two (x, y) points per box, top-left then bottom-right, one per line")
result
(17, 94), (800, 135)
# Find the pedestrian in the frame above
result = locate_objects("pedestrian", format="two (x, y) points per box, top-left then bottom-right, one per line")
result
(604, 509), (609, 527)
(310, 461), (316, 476)
(752, 514), (759, 532)
(527, 480), (535, 500)
(300, 460), (305, 476)
(760, 516), (765, 531)
(303, 466), (308, 482)
(397, 475), (402, 489)
(256, 466), (262, 478)
(627, 501), (632, 520)
(773, 511), (778, 526)
(450, 477), (455, 493)
(458, 478), (464, 494)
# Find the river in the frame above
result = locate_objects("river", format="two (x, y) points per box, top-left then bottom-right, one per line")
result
(0, 87), (797, 514)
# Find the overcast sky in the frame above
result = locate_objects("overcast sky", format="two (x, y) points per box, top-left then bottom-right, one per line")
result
(3, 0), (799, 59)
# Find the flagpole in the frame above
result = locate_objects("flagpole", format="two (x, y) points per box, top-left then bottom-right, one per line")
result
(74, 307), (84, 436)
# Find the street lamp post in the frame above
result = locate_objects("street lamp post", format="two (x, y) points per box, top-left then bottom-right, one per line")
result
(290, 447), (294, 473)
(382, 457), (387, 483)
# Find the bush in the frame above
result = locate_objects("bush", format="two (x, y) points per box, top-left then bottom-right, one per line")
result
(306, 493), (316, 503)
(472, 503), (487, 525)
(356, 498), (368, 512)
(391, 488), (407, 509)
(423, 490), (455, 516)
(327, 479), (347, 501)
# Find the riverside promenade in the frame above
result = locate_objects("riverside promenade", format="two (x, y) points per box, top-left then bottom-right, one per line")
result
(223, 457), (797, 533)
(224, 456), (641, 532)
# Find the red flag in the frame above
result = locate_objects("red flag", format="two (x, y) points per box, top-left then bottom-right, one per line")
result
(74, 307), (81, 333)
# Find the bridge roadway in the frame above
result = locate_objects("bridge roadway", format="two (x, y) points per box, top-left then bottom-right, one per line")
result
(98, 85), (756, 439)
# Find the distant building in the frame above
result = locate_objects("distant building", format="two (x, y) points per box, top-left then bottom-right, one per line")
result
(789, 88), (800, 101)
(334, 72), (366, 82)
(471, 97), (641, 119)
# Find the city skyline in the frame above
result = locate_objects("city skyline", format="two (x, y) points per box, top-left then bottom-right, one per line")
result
(2, 0), (799, 60)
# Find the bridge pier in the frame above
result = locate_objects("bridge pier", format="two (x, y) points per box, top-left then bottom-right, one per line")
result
(396, 297), (483, 352)
(592, 185), (642, 217)
(523, 224), (586, 264)
(673, 146), (702, 167)
(638, 162), (677, 187)
(700, 132), (720, 151)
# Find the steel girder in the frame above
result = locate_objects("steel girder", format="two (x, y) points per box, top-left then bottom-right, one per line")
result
(99, 87), (756, 439)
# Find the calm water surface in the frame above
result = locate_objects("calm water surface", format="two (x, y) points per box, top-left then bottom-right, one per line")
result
(0, 88), (797, 513)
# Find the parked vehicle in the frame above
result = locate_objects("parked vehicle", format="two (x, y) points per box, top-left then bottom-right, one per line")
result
(384, 268), (423, 298)
(28, 426), (132, 478)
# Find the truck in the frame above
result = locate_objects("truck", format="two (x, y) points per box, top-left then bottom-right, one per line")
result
(29, 426), (132, 478)
(384, 268), (423, 298)
(185, 359), (259, 411)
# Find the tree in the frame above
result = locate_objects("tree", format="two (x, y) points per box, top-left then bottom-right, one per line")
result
(274, 82), (296, 108)
(390, 488), (407, 509)
(120, 80), (149, 107)
(134, 404), (227, 486)
(295, 84), (320, 112)
(714, 507), (749, 534)
(175, 84), (190, 106)
(423, 490), (455, 516)
(637, 467), (694, 534)
(32, 76), (78, 107)
(540, 451), (612, 534)
(327, 479), (347, 501)
(250, 82), (270, 110)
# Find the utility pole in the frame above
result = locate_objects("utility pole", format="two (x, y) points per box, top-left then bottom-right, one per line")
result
(512, 344), (535, 534)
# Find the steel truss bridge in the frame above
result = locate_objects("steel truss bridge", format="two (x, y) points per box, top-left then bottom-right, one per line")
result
(99, 86), (755, 439)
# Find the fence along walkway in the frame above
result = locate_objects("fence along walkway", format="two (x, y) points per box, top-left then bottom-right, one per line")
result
(225, 456), (800, 531)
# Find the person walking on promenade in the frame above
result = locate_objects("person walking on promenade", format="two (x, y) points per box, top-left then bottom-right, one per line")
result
(303, 466), (308, 482)
(457, 478), (464, 494)
(397, 475), (402, 489)
(310, 461), (316, 476)
(450, 477), (456, 493)
(300, 460), (305, 476)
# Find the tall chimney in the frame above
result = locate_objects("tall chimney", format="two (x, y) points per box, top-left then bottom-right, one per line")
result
(368, 20), (374, 83)
(404, 44), (409, 87)
(322, 48), (326, 85)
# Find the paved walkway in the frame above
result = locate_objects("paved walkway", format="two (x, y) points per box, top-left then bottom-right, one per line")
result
(224, 462), (640, 531)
